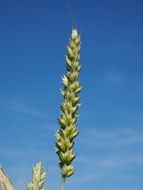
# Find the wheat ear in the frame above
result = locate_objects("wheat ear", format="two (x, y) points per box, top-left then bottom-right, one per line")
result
(55, 28), (82, 186)
(27, 161), (46, 190)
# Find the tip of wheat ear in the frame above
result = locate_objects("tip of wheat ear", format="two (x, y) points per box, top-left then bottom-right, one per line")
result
(27, 161), (46, 190)
(71, 29), (78, 39)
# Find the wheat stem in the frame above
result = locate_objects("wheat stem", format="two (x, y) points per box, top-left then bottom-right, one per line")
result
(61, 177), (66, 190)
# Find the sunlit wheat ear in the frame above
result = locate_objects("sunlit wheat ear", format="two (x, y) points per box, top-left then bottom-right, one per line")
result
(27, 161), (46, 190)
(55, 28), (82, 181)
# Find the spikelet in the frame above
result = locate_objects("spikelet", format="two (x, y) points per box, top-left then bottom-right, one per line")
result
(55, 28), (82, 179)
(27, 162), (46, 190)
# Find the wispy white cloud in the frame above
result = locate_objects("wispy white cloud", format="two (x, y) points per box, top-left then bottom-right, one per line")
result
(0, 97), (48, 118)
(69, 152), (143, 184)
(70, 127), (143, 184)
(69, 172), (104, 184)
(79, 127), (143, 148)
(104, 70), (123, 84)
(0, 148), (47, 158)
(77, 153), (143, 168)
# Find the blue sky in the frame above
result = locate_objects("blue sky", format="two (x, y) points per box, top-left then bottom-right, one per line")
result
(0, 0), (143, 190)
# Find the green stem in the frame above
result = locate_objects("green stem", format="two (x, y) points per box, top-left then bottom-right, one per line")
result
(61, 177), (66, 190)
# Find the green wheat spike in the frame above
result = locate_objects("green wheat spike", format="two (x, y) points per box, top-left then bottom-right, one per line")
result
(55, 28), (82, 181)
(27, 161), (46, 190)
